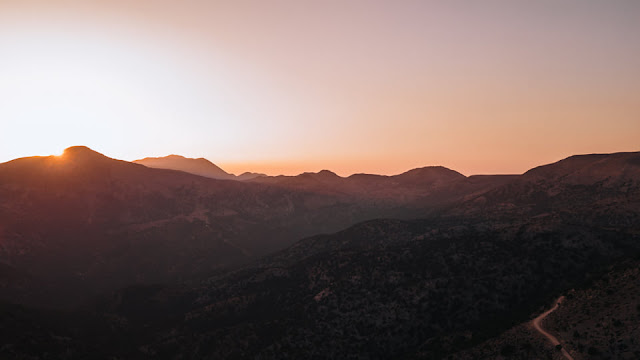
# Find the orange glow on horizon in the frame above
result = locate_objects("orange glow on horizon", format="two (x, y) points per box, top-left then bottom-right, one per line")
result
(1, 1), (639, 175)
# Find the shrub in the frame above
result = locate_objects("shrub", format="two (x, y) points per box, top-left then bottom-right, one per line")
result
(500, 344), (516, 357)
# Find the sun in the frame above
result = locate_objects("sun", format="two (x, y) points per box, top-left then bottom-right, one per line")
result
(0, 14), (229, 165)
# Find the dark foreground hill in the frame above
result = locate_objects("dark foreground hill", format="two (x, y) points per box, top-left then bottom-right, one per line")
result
(449, 258), (640, 360)
(0, 151), (638, 359)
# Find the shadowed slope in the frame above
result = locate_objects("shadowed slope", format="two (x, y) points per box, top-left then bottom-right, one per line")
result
(524, 152), (640, 185)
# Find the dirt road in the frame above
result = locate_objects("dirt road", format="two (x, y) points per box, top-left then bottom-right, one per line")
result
(531, 296), (574, 360)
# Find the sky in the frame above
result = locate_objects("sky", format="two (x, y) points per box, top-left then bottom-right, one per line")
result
(0, 0), (638, 176)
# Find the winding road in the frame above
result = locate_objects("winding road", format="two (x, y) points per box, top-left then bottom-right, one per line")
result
(531, 296), (574, 360)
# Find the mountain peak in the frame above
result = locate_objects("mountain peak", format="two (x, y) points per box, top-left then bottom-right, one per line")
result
(397, 166), (465, 178)
(61, 146), (109, 161)
(63, 145), (98, 154)
(298, 169), (341, 180)
(237, 172), (267, 181)
(133, 154), (234, 180)
(316, 169), (340, 177)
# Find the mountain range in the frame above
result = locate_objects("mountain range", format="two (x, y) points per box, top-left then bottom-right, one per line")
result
(0, 146), (511, 307)
(1, 146), (639, 359)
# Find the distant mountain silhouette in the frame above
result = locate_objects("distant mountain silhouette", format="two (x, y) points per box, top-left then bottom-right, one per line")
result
(133, 155), (269, 181)
(252, 166), (466, 197)
(523, 151), (640, 184)
(248, 166), (500, 216)
(236, 171), (267, 180)
(134, 154), (235, 180)
(0, 146), (508, 307)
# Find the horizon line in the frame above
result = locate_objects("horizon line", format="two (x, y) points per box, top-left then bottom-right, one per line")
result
(3, 145), (639, 179)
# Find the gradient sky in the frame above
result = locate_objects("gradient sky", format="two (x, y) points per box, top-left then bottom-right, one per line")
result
(1, 1), (638, 176)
